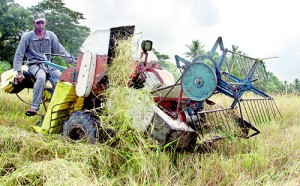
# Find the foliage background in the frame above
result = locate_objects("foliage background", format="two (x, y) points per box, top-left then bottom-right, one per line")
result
(0, 0), (90, 68)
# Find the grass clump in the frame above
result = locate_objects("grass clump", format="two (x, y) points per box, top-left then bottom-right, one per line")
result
(99, 36), (155, 146)
(1, 159), (95, 186)
(93, 37), (162, 179)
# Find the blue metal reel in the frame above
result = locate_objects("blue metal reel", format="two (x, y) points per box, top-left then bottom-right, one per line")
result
(182, 63), (217, 101)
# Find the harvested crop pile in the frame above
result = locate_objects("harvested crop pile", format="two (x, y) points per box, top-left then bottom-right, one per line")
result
(94, 37), (157, 148)
(1, 159), (94, 186)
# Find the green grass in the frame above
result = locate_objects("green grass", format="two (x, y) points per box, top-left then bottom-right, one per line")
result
(0, 89), (40, 130)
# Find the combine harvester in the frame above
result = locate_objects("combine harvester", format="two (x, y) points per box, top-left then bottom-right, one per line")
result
(1, 26), (280, 150)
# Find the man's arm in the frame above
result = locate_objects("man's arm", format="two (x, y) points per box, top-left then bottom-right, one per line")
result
(13, 34), (28, 83)
(50, 32), (75, 64)
(13, 34), (28, 71)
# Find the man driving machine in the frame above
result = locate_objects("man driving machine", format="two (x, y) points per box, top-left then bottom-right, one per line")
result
(13, 12), (76, 116)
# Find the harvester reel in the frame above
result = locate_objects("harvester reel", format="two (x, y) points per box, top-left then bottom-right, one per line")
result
(182, 62), (217, 101)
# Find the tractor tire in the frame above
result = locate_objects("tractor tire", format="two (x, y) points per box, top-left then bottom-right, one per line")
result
(63, 110), (98, 143)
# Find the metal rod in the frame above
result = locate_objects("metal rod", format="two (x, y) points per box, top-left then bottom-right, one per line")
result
(237, 98), (245, 128)
(242, 101), (252, 124)
(227, 50), (262, 61)
(175, 87), (184, 119)
(235, 57), (243, 77)
(227, 82), (247, 85)
(263, 100), (272, 121)
(244, 58), (250, 75)
(240, 56), (248, 76)
(251, 99), (262, 124)
(245, 100), (257, 125)
(229, 54), (237, 75)
(258, 100), (267, 123)
(241, 97), (272, 101)
(151, 82), (181, 93)
(272, 99), (282, 117)
(267, 98), (277, 118)
(262, 100), (271, 121)
(156, 72), (184, 105)
(250, 99), (260, 124)
(197, 107), (233, 114)
(224, 58), (231, 76)
(255, 99), (265, 123)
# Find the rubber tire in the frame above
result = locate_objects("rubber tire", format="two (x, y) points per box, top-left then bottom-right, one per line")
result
(63, 110), (98, 142)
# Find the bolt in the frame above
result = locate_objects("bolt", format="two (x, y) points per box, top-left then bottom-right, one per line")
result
(194, 78), (204, 87)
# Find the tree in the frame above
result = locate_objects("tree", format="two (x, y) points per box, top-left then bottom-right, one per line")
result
(158, 60), (181, 80)
(29, 0), (90, 58)
(0, 0), (91, 66)
(184, 40), (205, 62)
(151, 48), (180, 80)
(293, 78), (300, 92)
(254, 72), (284, 94)
(0, 0), (31, 63)
(231, 44), (241, 53)
(0, 60), (11, 74)
(152, 48), (170, 61)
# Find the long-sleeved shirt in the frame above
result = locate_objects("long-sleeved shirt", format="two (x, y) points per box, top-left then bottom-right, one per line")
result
(13, 29), (72, 72)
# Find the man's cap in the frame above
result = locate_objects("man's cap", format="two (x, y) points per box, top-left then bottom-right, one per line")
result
(33, 13), (46, 23)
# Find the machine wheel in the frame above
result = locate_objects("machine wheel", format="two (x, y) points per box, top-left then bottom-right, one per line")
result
(63, 110), (98, 142)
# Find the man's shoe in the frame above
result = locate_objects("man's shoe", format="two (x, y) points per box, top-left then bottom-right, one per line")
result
(25, 108), (37, 116)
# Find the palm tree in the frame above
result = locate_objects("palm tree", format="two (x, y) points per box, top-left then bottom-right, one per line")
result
(294, 78), (300, 92)
(231, 44), (241, 53)
(184, 40), (205, 62)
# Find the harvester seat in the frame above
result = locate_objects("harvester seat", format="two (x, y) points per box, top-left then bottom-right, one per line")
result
(1, 66), (52, 94)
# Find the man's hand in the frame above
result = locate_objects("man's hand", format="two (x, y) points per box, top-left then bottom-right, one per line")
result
(15, 71), (24, 84)
(70, 54), (77, 66)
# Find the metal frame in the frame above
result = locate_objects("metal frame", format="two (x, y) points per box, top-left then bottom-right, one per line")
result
(47, 101), (76, 134)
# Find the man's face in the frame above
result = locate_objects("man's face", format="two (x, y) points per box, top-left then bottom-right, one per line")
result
(34, 20), (46, 32)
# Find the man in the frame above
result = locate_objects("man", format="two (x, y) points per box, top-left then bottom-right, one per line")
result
(13, 12), (76, 116)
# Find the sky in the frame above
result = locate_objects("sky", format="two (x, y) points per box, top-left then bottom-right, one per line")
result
(14, 0), (300, 83)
